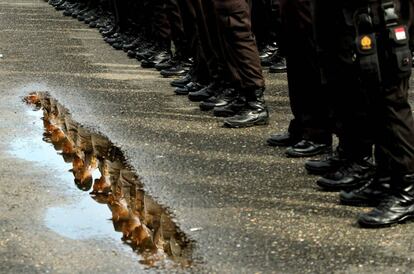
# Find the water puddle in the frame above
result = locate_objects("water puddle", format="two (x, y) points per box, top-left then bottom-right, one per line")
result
(45, 196), (122, 241)
(20, 92), (195, 269)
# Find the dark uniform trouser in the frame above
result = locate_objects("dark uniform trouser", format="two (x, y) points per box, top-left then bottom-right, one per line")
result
(313, 0), (414, 176)
(112, 0), (129, 31)
(165, 0), (192, 57)
(251, 0), (276, 47)
(212, 0), (264, 93)
(167, 0), (192, 58)
(179, 0), (211, 84)
(279, 0), (332, 144)
(190, 0), (230, 85)
(313, 1), (374, 160)
(148, 0), (171, 46)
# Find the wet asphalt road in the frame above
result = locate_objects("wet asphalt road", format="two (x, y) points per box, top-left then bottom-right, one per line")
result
(1, 1), (414, 273)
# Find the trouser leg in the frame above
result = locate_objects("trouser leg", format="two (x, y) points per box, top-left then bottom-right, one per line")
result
(281, 0), (332, 144)
(212, 0), (264, 93)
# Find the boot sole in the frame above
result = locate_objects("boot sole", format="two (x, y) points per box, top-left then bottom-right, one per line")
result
(174, 91), (189, 96)
(199, 104), (215, 111)
(339, 198), (380, 207)
(213, 109), (239, 117)
(141, 64), (155, 69)
(285, 147), (332, 158)
(170, 83), (189, 88)
(188, 96), (211, 102)
(214, 112), (235, 118)
(223, 119), (269, 128)
(304, 162), (342, 175)
(213, 107), (245, 118)
(156, 66), (174, 71)
(358, 213), (414, 228)
(161, 73), (186, 78)
(266, 140), (298, 147)
(316, 179), (369, 192)
(200, 101), (229, 111)
(305, 167), (333, 175)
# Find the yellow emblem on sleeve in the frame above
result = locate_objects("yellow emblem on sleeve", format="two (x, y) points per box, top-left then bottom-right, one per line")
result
(361, 36), (372, 50)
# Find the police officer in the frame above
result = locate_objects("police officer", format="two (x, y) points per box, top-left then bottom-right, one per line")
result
(178, 0), (269, 128)
(267, 0), (333, 158)
(158, 0), (192, 76)
(313, 0), (414, 227)
(209, 0), (270, 128)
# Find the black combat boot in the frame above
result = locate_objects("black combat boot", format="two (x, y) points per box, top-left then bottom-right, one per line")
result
(62, 5), (76, 16)
(213, 96), (247, 117)
(55, 1), (70, 10)
(223, 88), (269, 128)
(340, 175), (391, 206)
(199, 88), (237, 111)
(71, 8), (81, 18)
(267, 132), (301, 147)
(141, 50), (172, 69)
(268, 57), (287, 73)
(316, 157), (375, 191)
(101, 25), (120, 37)
(127, 50), (136, 58)
(170, 73), (192, 88)
(49, 0), (64, 6)
(160, 64), (189, 77)
(122, 37), (142, 52)
(73, 4), (90, 18)
(188, 82), (224, 102)
(305, 149), (347, 175)
(261, 50), (284, 68)
(358, 174), (414, 228)
(104, 35), (121, 45)
(259, 42), (278, 59)
(174, 82), (204, 95)
(285, 140), (332, 158)
(96, 18), (111, 29)
(157, 54), (192, 72)
(155, 57), (176, 71)
(134, 43), (155, 60)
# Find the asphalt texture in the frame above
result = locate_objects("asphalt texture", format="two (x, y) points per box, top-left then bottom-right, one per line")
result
(1, 1), (414, 273)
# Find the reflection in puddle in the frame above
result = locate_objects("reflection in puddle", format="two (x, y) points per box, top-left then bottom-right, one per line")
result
(23, 92), (195, 269)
